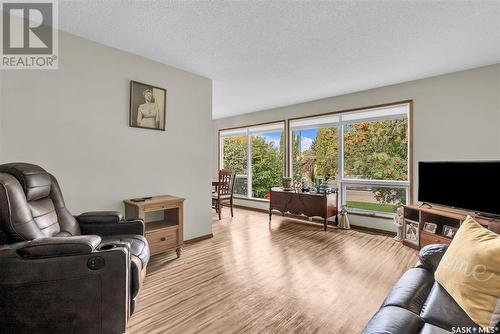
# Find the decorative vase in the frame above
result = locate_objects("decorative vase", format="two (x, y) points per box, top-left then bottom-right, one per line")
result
(314, 178), (323, 192)
(338, 206), (350, 230)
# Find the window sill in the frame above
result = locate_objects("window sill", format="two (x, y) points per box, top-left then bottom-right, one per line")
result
(346, 209), (395, 220)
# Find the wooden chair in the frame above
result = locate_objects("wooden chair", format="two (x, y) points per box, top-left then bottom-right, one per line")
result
(212, 170), (235, 220)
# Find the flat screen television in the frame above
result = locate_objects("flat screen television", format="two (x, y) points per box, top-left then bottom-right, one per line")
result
(418, 161), (500, 217)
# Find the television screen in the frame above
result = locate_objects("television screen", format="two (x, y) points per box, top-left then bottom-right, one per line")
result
(418, 161), (500, 216)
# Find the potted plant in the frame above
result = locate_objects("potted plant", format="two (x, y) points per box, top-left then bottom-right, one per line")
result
(282, 177), (293, 190)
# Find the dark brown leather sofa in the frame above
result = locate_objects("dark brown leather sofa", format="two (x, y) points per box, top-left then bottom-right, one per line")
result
(362, 244), (499, 334)
(0, 163), (150, 334)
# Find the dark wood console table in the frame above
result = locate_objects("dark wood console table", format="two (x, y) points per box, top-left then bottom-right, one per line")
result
(269, 187), (339, 231)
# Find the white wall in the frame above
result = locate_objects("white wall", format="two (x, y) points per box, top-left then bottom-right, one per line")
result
(213, 64), (500, 231)
(0, 32), (213, 240)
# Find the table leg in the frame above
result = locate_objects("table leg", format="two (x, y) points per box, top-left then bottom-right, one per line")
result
(324, 218), (327, 231)
(176, 248), (182, 258)
(269, 208), (272, 222)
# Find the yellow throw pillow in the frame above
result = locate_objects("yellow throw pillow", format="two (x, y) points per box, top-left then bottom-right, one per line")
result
(435, 216), (500, 328)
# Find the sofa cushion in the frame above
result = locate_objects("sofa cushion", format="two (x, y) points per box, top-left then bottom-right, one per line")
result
(382, 267), (435, 314)
(362, 306), (424, 334)
(420, 282), (477, 331)
(435, 216), (500, 327)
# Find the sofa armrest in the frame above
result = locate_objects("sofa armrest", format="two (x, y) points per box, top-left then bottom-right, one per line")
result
(418, 243), (449, 272)
(77, 211), (145, 236)
(77, 211), (123, 224)
(16, 235), (101, 259)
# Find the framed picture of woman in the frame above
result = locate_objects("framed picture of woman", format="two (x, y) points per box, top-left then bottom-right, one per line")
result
(129, 80), (166, 131)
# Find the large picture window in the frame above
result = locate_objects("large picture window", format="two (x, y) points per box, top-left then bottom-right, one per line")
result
(219, 102), (411, 215)
(290, 103), (410, 215)
(220, 122), (285, 200)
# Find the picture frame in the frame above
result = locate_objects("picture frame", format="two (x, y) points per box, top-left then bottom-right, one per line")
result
(129, 80), (166, 131)
(404, 220), (419, 245)
(442, 225), (458, 239)
(423, 222), (437, 234)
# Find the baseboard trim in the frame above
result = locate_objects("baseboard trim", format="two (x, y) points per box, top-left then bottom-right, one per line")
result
(234, 205), (396, 237)
(234, 204), (280, 215)
(349, 225), (396, 237)
(185, 233), (213, 244)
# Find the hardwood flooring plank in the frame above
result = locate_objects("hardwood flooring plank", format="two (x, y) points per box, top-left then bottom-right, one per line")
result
(128, 208), (417, 333)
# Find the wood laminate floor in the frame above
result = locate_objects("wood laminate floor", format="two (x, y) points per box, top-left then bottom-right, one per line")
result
(128, 208), (417, 334)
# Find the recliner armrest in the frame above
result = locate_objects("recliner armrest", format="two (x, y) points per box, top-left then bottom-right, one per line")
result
(16, 235), (101, 259)
(77, 211), (123, 224)
(77, 211), (145, 236)
(418, 243), (449, 272)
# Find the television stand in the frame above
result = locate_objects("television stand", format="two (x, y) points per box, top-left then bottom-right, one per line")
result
(402, 204), (500, 250)
(472, 211), (499, 221)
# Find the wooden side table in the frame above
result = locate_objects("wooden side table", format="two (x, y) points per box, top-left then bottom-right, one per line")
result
(124, 195), (185, 257)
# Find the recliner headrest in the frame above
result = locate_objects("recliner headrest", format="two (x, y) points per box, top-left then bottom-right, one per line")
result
(0, 163), (51, 201)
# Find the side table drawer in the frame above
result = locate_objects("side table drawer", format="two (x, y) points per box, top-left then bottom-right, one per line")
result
(144, 203), (168, 212)
(146, 228), (178, 254)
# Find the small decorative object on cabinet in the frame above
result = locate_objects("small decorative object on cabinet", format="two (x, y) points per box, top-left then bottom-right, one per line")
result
(319, 182), (333, 195)
(124, 195), (184, 257)
(314, 177), (323, 192)
(403, 204), (500, 249)
(282, 177), (293, 190)
(300, 177), (310, 193)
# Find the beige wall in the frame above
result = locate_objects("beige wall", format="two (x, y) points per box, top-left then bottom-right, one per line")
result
(0, 32), (213, 240)
(213, 64), (500, 231)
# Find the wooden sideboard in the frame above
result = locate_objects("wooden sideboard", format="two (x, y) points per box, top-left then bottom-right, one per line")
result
(403, 204), (500, 249)
(124, 195), (185, 257)
(269, 187), (338, 231)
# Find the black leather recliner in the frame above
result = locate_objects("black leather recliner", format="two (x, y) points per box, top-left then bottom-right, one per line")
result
(362, 243), (499, 334)
(0, 163), (150, 334)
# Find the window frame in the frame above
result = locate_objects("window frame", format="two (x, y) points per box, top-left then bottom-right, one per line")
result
(288, 100), (413, 217)
(218, 120), (287, 202)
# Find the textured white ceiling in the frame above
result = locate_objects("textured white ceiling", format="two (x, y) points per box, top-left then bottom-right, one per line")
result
(58, 1), (500, 119)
